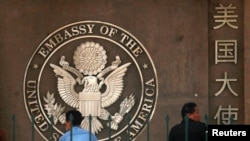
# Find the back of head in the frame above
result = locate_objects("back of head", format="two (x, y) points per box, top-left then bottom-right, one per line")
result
(181, 102), (197, 119)
(66, 110), (83, 126)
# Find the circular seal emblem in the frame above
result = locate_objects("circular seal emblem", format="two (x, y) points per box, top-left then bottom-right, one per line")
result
(23, 21), (158, 141)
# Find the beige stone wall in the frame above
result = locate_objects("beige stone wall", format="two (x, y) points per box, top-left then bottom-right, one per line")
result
(0, 0), (248, 141)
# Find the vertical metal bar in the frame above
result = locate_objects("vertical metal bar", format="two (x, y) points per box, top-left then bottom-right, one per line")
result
(89, 115), (92, 141)
(230, 115), (234, 125)
(204, 114), (208, 126)
(165, 114), (169, 141)
(204, 114), (208, 141)
(108, 115), (111, 141)
(184, 114), (188, 141)
(70, 114), (73, 141)
(147, 114), (150, 141)
(11, 114), (15, 141)
(31, 114), (35, 141)
(127, 114), (131, 141)
(50, 116), (54, 141)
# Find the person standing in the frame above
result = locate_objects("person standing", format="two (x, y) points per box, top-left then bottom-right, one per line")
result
(169, 102), (207, 141)
(59, 110), (98, 141)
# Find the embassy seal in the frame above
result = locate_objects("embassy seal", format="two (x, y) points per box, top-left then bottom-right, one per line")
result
(23, 21), (158, 141)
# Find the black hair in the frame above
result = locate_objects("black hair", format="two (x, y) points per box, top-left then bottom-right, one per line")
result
(181, 102), (197, 119)
(66, 110), (83, 126)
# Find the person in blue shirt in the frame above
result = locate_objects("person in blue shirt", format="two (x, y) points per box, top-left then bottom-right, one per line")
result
(59, 110), (98, 141)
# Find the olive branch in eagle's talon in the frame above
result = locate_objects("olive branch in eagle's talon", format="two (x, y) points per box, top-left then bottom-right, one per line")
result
(43, 91), (66, 124)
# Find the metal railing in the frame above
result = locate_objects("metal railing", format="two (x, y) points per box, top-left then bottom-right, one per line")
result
(2, 113), (235, 141)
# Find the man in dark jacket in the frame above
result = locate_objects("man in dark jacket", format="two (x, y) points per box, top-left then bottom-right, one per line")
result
(169, 102), (207, 141)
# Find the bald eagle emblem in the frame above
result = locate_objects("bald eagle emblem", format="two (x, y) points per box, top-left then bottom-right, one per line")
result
(48, 41), (134, 134)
